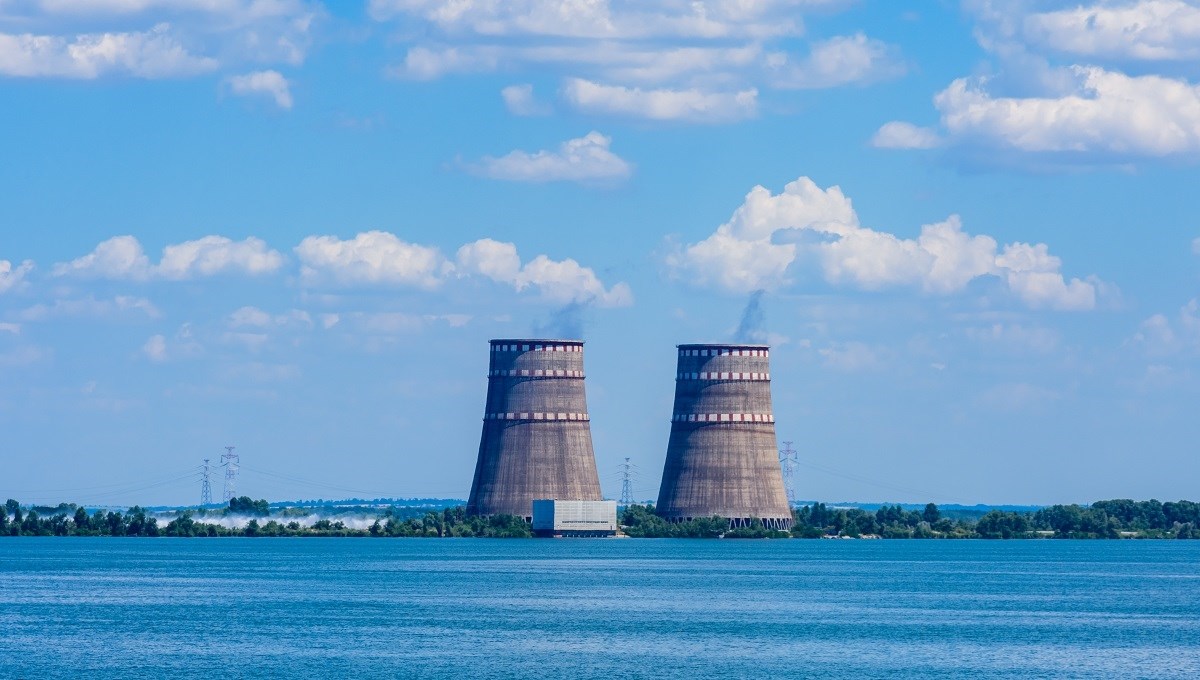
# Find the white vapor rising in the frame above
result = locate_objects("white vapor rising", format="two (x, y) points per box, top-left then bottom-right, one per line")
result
(669, 176), (1101, 310)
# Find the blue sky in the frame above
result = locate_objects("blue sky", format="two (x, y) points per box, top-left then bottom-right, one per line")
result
(2, 0), (1199, 507)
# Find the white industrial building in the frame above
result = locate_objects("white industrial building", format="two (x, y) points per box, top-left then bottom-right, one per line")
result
(531, 499), (618, 537)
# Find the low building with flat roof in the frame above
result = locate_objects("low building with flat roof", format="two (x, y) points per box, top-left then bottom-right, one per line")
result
(531, 499), (618, 537)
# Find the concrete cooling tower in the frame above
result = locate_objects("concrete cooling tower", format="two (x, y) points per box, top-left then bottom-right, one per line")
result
(656, 344), (793, 530)
(466, 339), (603, 520)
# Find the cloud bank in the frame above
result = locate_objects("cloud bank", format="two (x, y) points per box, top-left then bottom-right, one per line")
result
(668, 176), (1101, 310)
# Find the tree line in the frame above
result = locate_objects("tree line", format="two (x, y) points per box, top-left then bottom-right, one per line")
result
(4, 497), (1200, 538)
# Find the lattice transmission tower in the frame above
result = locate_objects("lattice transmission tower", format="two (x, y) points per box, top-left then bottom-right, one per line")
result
(221, 446), (239, 503)
(200, 458), (212, 506)
(619, 457), (634, 507)
(779, 441), (798, 506)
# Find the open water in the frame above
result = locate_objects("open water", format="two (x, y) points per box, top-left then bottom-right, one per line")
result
(1, 538), (1198, 679)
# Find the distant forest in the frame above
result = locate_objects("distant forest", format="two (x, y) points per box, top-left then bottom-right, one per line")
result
(3, 497), (1200, 539)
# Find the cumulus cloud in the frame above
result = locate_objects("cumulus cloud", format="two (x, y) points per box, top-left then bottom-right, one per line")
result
(769, 33), (904, 89)
(668, 176), (1100, 310)
(456, 238), (633, 307)
(501, 83), (551, 116)
(886, 1), (1200, 163)
(0, 1), (321, 76)
(0, 24), (217, 78)
(562, 78), (757, 123)
(1022, 0), (1200, 62)
(54, 235), (284, 280)
(226, 70), (293, 109)
(469, 131), (632, 183)
(295, 231), (451, 288)
(0, 259), (34, 294)
(932, 66), (1200, 157)
(871, 121), (940, 149)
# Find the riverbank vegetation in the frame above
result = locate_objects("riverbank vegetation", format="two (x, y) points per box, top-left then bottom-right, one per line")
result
(3, 497), (1198, 538)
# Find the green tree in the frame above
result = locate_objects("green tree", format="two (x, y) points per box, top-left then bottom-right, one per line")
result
(73, 507), (89, 534)
(228, 497), (270, 516)
(923, 503), (940, 524)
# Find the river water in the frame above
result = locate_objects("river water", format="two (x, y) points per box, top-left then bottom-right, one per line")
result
(1, 538), (1198, 678)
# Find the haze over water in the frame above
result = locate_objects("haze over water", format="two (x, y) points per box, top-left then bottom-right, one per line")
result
(3, 539), (1198, 678)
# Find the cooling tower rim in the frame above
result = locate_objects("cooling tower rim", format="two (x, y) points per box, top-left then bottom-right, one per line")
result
(490, 338), (584, 345)
(677, 342), (769, 350)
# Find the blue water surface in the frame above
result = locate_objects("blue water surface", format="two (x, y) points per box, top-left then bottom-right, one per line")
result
(1, 538), (1198, 679)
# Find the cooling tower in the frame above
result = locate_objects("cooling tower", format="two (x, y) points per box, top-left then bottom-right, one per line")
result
(466, 339), (603, 519)
(656, 344), (793, 530)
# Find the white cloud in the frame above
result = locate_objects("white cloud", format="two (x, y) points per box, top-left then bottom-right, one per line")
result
(142, 334), (168, 362)
(562, 78), (757, 123)
(470, 131), (632, 183)
(0, 24), (217, 78)
(141, 323), (203, 362)
(389, 46), (500, 80)
(501, 83), (550, 116)
(367, 0), (815, 40)
(227, 306), (312, 329)
(372, 1), (889, 123)
(1, 1), (321, 75)
(295, 231), (451, 288)
(1023, 0), (1200, 62)
(769, 33), (904, 89)
(1192, 236), (1200, 255)
(871, 121), (940, 149)
(669, 176), (1100, 310)
(893, 2), (1200, 164)
(0, 322), (20, 334)
(226, 70), (293, 109)
(931, 66), (1200, 157)
(156, 236), (284, 279)
(20, 295), (161, 321)
(54, 235), (285, 280)
(456, 238), (632, 307)
(1133, 299), (1200, 354)
(0, 259), (34, 294)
